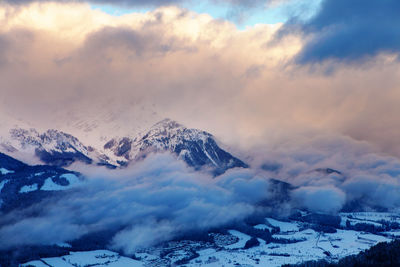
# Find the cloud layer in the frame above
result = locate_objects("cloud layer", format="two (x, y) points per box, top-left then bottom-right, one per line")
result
(2, 134), (400, 251)
(0, 153), (269, 252)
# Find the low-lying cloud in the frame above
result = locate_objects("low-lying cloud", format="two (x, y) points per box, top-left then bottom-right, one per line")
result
(248, 133), (400, 213)
(0, 153), (269, 252)
(2, 132), (400, 252)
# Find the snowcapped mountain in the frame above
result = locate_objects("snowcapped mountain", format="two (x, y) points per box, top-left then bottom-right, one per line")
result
(103, 119), (248, 174)
(0, 119), (248, 174)
(0, 152), (83, 212)
(1, 128), (93, 167)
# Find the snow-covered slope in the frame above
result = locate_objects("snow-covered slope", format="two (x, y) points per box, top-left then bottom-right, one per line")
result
(0, 119), (248, 173)
(103, 119), (248, 174)
(0, 152), (83, 212)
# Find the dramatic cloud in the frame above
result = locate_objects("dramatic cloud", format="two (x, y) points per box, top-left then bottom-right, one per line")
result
(247, 133), (400, 213)
(0, 153), (270, 251)
(0, 3), (400, 160)
(1, 0), (400, 258)
(283, 0), (400, 63)
(2, 134), (400, 251)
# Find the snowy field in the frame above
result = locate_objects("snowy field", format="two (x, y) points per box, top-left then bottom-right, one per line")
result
(21, 212), (400, 267)
(21, 250), (143, 267)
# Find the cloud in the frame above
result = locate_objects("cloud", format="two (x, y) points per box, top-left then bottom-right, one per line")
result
(342, 175), (400, 210)
(292, 186), (346, 214)
(2, 0), (274, 8)
(2, 135), (400, 251)
(0, 153), (267, 252)
(281, 0), (400, 64)
(247, 132), (400, 213)
(3, 0), (182, 6)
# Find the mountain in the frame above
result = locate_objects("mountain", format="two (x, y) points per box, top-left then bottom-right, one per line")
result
(103, 119), (248, 175)
(0, 119), (248, 174)
(0, 152), (83, 213)
(1, 128), (93, 167)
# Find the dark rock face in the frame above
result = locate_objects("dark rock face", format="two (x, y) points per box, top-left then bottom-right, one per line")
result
(103, 139), (116, 150)
(35, 148), (92, 167)
(115, 137), (132, 158)
(173, 135), (248, 175)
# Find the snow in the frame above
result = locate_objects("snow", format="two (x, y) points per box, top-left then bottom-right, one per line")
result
(18, 212), (399, 267)
(101, 118), (222, 169)
(185, 227), (390, 267)
(41, 177), (68, 191)
(384, 231), (400, 237)
(41, 174), (81, 191)
(20, 260), (49, 267)
(19, 183), (38, 193)
(60, 173), (81, 185)
(266, 218), (299, 233)
(3, 127), (91, 164)
(22, 250), (143, 267)
(39, 257), (72, 267)
(225, 230), (252, 249)
(0, 167), (14, 175)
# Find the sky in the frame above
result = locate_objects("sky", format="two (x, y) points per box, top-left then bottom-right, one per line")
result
(0, 0), (400, 157)
(91, 0), (322, 28)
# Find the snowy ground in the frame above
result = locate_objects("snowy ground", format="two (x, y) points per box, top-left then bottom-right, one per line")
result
(185, 228), (390, 267)
(21, 212), (400, 267)
(0, 168), (14, 175)
(41, 174), (82, 191)
(21, 250), (143, 267)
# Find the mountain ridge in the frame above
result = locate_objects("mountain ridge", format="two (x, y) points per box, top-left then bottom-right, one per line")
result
(0, 119), (248, 175)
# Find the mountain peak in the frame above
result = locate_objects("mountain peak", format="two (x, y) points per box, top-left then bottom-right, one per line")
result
(104, 119), (247, 174)
(4, 127), (92, 167)
(151, 118), (183, 130)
